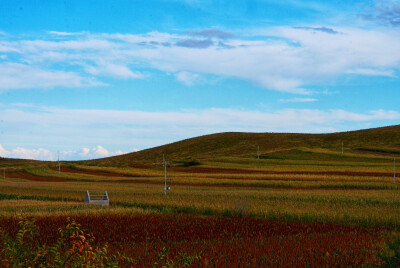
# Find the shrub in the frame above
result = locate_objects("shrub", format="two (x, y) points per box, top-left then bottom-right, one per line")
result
(0, 217), (134, 267)
(377, 233), (400, 267)
(174, 160), (202, 167)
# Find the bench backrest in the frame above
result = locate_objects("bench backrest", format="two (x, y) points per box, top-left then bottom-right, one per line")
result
(85, 190), (109, 206)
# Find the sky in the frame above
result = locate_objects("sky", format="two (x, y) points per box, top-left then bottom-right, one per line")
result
(0, 0), (400, 161)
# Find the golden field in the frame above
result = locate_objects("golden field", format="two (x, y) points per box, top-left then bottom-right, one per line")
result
(1, 145), (399, 229)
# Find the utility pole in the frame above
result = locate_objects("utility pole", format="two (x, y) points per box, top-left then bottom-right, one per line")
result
(163, 154), (167, 195)
(341, 141), (343, 155)
(58, 151), (60, 175)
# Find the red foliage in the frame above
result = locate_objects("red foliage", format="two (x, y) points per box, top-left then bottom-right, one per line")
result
(0, 215), (385, 267)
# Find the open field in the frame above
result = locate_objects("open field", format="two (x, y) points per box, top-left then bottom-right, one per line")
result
(1, 126), (400, 266)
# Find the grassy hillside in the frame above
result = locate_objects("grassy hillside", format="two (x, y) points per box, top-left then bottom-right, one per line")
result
(83, 124), (400, 166)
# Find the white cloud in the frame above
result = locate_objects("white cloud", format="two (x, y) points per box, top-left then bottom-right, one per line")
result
(93, 145), (109, 156)
(19, 39), (115, 52)
(0, 42), (20, 53)
(82, 146), (127, 159)
(47, 31), (86, 36)
(0, 144), (127, 161)
(0, 63), (104, 90)
(1, 27), (400, 92)
(0, 145), (7, 156)
(101, 31), (176, 44)
(60, 150), (76, 158)
(2, 104), (400, 141)
(279, 98), (318, 103)
(79, 148), (91, 157)
(0, 145), (54, 161)
(85, 62), (144, 79)
(2, 105), (399, 128)
(78, 146), (127, 159)
(347, 68), (395, 77)
(122, 27), (400, 93)
(174, 71), (199, 86)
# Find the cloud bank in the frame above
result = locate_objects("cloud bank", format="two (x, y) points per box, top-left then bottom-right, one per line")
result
(0, 26), (399, 93)
(0, 144), (128, 161)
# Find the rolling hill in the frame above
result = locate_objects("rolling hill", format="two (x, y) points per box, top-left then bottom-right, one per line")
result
(83, 124), (400, 166)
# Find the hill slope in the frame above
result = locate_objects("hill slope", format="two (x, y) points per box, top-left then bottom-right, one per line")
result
(83, 125), (400, 166)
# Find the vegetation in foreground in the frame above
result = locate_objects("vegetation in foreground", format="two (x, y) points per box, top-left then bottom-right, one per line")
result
(0, 215), (388, 267)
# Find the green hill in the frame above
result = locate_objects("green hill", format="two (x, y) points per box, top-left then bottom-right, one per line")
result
(83, 124), (400, 166)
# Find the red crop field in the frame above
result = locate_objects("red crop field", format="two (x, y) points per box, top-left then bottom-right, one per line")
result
(0, 214), (385, 267)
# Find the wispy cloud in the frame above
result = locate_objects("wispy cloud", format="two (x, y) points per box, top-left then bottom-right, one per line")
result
(47, 31), (86, 36)
(362, 1), (400, 27)
(1, 26), (400, 93)
(175, 39), (214, 48)
(174, 71), (199, 86)
(0, 63), (104, 90)
(347, 68), (395, 77)
(279, 98), (318, 103)
(84, 62), (144, 79)
(185, 28), (234, 39)
(293, 26), (339, 34)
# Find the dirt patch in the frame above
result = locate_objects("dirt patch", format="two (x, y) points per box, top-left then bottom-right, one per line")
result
(50, 166), (156, 178)
(170, 166), (264, 174)
(170, 166), (396, 177)
(50, 166), (131, 178)
(60, 163), (395, 178)
(6, 170), (69, 182)
(271, 170), (396, 177)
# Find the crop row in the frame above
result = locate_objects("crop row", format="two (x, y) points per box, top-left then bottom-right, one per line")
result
(1, 180), (400, 228)
(13, 166), (399, 191)
(0, 214), (386, 267)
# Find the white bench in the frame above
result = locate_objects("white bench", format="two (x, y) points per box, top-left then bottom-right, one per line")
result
(85, 190), (109, 206)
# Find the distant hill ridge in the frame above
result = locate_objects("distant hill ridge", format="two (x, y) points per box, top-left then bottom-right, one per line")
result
(84, 125), (400, 166)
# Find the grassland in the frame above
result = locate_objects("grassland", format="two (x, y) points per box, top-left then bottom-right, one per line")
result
(1, 125), (400, 266)
(83, 124), (400, 165)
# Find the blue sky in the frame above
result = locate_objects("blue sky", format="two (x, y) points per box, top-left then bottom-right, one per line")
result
(0, 0), (399, 160)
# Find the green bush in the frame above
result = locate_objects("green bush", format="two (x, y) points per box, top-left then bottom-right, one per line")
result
(378, 233), (400, 267)
(173, 160), (202, 167)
